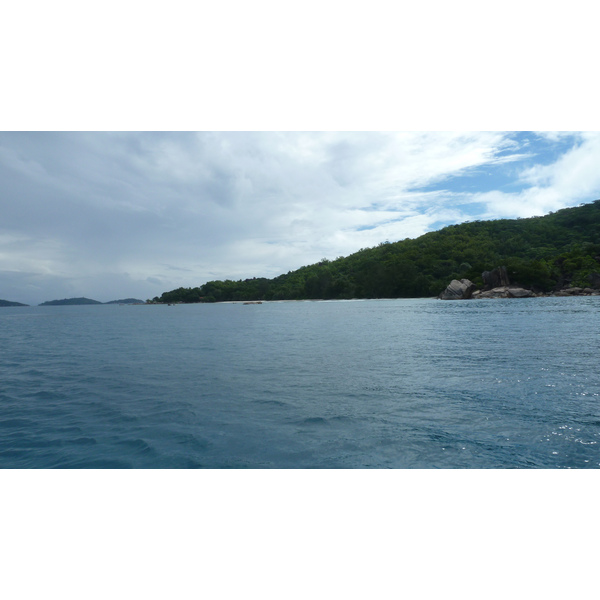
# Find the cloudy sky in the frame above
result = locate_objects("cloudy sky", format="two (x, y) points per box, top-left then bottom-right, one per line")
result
(1, 131), (600, 305)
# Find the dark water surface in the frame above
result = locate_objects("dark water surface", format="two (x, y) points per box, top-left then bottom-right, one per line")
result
(1, 297), (599, 468)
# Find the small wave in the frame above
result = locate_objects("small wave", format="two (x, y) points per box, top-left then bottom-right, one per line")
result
(255, 399), (288, 407)
(21, 369), (47, 377)
(173, 433), (211, 452)
(295, 415), (355, 426)
(299, 417), (329, 426)
(69, 436), (98, 446)
(329, 415), (353, 423)
(117, 438), (155, 454)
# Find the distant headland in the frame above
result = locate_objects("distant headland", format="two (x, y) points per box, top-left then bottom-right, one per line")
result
(103, 298), (146, 305)
(39, 297), (102, 306)
(38, 297), (146, 306)
(0, 299), (29, 307)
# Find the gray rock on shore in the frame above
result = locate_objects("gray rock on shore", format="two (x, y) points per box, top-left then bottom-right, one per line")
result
(507, 287), (534, 298)
(438, 279), (477, 300)
(439, 264), (600, 300)
(471, 286), (533, 299)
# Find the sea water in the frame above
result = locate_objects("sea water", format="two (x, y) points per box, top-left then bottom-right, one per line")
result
(1, 297), (599, 468)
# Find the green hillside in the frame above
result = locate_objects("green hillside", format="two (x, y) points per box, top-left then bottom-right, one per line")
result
(155, 199), (600, 303)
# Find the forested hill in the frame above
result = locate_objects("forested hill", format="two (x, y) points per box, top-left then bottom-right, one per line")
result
(156, 199), (600, 303)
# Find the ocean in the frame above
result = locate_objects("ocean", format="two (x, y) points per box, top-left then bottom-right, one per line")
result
(1, 297), (599, 468)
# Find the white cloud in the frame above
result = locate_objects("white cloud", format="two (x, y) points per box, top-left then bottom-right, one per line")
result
(475, 132), (600, 218)
(533, 131), (581, 143)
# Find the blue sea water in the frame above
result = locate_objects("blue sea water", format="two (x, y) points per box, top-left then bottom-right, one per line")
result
(1, 297), (599, 468)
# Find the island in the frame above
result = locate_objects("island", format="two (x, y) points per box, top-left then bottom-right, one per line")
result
(38, 297), (148, 306)
(0, 299), (29, 307)
(39, 297), (103, 306)
(104, 298), (146, 305)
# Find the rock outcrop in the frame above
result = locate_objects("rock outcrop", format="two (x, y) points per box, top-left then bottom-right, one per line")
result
(472, 286), (534, 299)
(438, 279), (477, 300)
(439, 263), (600, 301)
(507, 287), (534, 298)
(482, 266), (510, 290)
(541, 287), (600, 297)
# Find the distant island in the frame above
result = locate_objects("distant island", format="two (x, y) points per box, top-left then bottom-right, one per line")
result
(39, 297), (103, 306)
(103, 298), (146, 305)
(0, 299), (29, 307)
(154, 199), (600, 303)
(38, 297), (146, 306)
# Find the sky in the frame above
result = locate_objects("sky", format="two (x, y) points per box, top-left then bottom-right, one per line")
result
(1, 130), (600, 305)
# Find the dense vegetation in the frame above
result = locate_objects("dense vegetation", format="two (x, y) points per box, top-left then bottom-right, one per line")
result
(155, 200), (600, 303)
